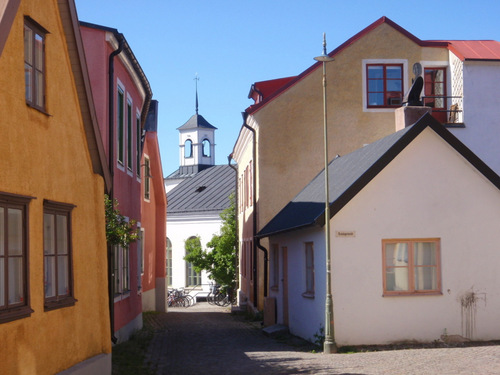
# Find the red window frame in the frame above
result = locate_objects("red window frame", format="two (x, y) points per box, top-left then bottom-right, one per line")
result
(366, 64), (404, 108)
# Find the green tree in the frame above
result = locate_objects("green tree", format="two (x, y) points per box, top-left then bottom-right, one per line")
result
(104, 194), (139, 247)
(184, 193), (237, 292)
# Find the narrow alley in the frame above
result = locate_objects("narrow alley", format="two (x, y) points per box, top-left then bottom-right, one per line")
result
(139, 302), (500, 375)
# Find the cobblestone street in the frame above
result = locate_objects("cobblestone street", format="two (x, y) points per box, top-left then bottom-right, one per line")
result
(144, 302), (500, 375)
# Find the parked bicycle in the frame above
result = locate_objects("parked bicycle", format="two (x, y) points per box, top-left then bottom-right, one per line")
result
(167, 288), (194, 307)
(206, 283), (234, 307)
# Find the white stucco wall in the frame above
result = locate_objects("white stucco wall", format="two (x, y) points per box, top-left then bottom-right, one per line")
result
(332, 128), (500, 345)
(167, 213), (222, 299)
(271, 127), (500, 346)
(270, 228), (326, 343)
(448, 61), (500, 175)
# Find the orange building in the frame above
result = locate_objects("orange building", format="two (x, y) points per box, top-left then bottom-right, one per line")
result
(140, 100), (167, 312)
(0, 0), (112, 373)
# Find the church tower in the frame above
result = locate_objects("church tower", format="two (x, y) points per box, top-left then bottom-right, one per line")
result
(165, 78), (217, 193)
(178, 76), (216, 174)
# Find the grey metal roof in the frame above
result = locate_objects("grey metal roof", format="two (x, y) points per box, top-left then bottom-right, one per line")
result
(167, 164), (235, 215)
(166, 164), (212, 180)
(177, 113), (217, 130)
(257, 113), (500, 238)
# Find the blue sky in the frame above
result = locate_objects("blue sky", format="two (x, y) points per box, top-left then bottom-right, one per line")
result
(75, 0), (498, 176)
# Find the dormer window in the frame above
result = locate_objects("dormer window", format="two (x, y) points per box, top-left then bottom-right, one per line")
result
(202, 139), (211, 157)
(184, 139), (193, 158)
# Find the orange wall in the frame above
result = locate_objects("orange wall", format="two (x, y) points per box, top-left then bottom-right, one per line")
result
(0, 1), (111, 374)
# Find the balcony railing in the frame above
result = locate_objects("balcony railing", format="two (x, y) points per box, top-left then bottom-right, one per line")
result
(421, 96), (463, 126)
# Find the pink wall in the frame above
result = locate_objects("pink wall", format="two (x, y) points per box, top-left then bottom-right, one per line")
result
(81, 24), (144, 332)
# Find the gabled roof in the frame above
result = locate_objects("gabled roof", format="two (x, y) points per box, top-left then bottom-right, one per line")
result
(167, 165), (235, 216)
(246, 16), (448, 115)
(248, 76), (296, 104)
(79, 21), (153, 129)
(177, 113), (217, 130)
(60, 0), (112, 191)
(257, 113), (500, 238)
(0, 0), (20, 57)
(445, 40), (500, 61)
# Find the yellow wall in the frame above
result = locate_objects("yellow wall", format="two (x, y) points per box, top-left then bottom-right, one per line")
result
(252, 23), (448, 230)
(0, 1), (111, 374)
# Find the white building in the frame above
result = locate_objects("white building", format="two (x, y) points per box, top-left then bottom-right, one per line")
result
(165, 110), (235, 299)
(259, 113), (500, 346)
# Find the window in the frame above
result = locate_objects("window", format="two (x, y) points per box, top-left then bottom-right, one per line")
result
(271, 244), (279, 290)
(136, 114), (141, 177)
(184, 139), (193, 158)
(24, 18), (46, 111)
(43, 200), (76, 310)
(0, 193), (33, 323)
(144, 156), (150, 200)
(117, 88), (125, 165)
(137, 227), (144, 291)
(202, 139), (211, 157)
(366, 64), (403, 107)
(423, 67), (447, 123)
(185, 236), (201, 287)
(113, 245), (130, 296)
(383, 238), (441, 296)
(304, 242), (314, 297)
(127, 101), (133, 171)
(166, 238), (172, 286)
(248, 161), (253, 207)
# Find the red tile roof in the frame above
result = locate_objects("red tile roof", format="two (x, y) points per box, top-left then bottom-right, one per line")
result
(444, 40), (500, 61)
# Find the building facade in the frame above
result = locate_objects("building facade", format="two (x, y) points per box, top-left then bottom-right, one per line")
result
(0, 0), (112, 373)
(81, 21), (152, 343)
(233, 16), (500, 314)
(165, 110), (235, 299)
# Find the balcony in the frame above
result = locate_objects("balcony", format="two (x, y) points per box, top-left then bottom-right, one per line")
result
(422, 96), (464, 127)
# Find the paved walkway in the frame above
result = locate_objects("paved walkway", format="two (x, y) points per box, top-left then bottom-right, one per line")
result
(144, 302), (500, 375)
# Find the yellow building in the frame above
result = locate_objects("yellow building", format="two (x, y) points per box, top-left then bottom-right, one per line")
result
(0, 0), (112, 373)
(232, 17), (454, 314)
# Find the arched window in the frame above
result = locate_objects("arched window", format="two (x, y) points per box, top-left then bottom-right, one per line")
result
(184, 139), (193, 158)
(185, 236), (201, 287)
(202, 139), (211, 157)
(166, 238), (172, 286)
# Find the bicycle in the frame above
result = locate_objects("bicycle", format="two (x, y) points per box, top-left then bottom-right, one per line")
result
(167, 288), (192, 307)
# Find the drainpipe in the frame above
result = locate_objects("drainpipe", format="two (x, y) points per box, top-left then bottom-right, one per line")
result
(242, 113), (267, 306)
(107, 35), (124, 344)
(227, 155), (239, 294)
(256, 238), (268, 298)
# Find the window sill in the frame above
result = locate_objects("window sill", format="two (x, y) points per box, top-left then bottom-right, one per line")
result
(444, 122), (465, 128)
(302, 292), (315, 299)
(44, 296), (77, 311)
(0, 305), (34, 324)
(383, 291), (443, 297)
(114, 291), (130, 302)
(26, 102), (50, 116)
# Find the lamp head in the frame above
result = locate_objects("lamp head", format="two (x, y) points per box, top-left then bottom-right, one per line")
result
(314, 32), (334, 62)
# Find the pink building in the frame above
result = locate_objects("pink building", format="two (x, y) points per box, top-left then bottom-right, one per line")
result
(81, 22), (152, 343)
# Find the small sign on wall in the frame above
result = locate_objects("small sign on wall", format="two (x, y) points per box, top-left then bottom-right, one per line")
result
(335, 231), (356, 238)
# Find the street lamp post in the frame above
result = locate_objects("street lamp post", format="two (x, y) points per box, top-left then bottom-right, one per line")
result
(314, 33), (337, 354)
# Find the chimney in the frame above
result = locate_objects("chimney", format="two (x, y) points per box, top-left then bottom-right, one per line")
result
(395, 106), (432, 131)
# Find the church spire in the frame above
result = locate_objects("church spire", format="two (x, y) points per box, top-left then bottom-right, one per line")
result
(194, 73), (199, 115)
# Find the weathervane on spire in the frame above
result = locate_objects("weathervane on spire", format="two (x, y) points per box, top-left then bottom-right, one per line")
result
(194, 73), (200, 115)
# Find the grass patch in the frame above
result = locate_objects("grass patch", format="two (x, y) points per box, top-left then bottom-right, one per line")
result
(112, 312), (158, 375)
